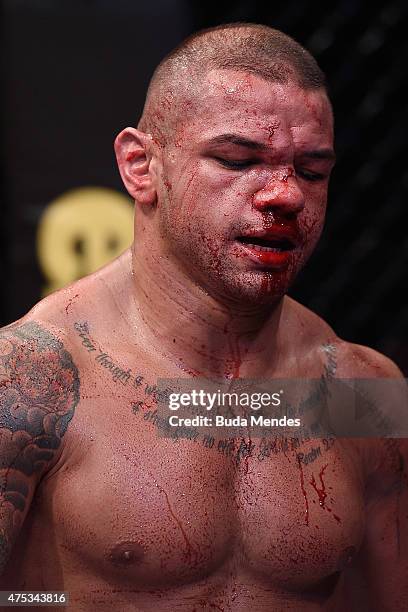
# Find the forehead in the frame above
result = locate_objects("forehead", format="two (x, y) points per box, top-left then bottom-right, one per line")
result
(177, 69), (333, 148)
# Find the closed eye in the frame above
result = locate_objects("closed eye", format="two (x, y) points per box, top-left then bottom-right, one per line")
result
(214, 157), (330, 180)
(297, 169), (328, 182)
(213, 157), (256, 170)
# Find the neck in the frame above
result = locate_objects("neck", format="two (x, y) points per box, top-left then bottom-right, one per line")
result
(122, 246), (290, 379)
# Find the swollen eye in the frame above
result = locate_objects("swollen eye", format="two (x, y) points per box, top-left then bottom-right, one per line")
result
(215, 158), (254, 169)
(297, 169), (326, 181)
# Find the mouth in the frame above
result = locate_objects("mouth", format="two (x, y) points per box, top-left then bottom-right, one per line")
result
(236, 235), (296, 252)
(234, 229), (300, 270)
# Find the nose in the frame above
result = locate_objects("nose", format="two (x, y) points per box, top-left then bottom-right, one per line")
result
(252, 168), (305, 215)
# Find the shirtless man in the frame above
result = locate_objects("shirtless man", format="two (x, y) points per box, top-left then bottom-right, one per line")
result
(0, 23), (407, 612)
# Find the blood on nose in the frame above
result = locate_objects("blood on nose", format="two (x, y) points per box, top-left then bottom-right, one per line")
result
(252, 169), (305, 214)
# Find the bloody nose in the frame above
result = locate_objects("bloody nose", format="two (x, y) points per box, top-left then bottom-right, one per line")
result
(252, 170), (305, 215)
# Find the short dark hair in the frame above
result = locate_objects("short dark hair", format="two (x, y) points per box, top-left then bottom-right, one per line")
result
(161, 22), (326, 89)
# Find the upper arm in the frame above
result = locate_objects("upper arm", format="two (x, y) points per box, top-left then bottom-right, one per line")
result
(335, 342), (408, 610)
(0, 320), (80, 574)
(346, 438), (408, 612)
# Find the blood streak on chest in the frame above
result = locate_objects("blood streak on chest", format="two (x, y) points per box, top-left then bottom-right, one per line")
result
(152, 476), (198, 565)
(310, 464), (341, 523)
(310, 464), (328, 507)
(297, 455), (310, 526)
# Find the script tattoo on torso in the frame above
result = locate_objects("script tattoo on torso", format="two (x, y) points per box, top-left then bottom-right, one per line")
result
(74, 320), (339, 466)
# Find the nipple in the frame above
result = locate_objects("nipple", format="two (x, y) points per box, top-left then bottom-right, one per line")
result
(108, 540), (145, 567)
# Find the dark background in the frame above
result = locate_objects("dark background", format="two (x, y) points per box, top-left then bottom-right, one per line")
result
(2, 0), (407, 372)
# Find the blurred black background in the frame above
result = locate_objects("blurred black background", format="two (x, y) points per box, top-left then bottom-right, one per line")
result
(1, 0), (407, 372)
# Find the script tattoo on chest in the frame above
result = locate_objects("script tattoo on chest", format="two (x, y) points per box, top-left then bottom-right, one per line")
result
(74, 321), (339, 466)
(0, 322), (80, 571)
(138, 341), (339, 466)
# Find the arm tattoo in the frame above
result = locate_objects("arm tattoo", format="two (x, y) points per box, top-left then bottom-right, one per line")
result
(0, 322), (80, 572)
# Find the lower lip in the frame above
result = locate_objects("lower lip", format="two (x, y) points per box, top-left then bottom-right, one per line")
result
(237, 242), (293, 269)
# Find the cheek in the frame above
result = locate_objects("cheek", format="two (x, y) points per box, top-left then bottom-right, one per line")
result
(166, 162), (238, 225)
(300, 189), (328, 248)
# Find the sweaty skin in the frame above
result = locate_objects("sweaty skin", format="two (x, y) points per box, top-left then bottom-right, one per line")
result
(0, 72), (407, 612)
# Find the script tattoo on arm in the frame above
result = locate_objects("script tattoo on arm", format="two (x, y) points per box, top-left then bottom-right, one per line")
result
(0, 322), (80, 573)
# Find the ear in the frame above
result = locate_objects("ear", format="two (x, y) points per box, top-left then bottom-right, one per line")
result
(114, 128), (157, 205)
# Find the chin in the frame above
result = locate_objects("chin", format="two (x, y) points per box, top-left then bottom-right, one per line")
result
(211, 269), (296, 307)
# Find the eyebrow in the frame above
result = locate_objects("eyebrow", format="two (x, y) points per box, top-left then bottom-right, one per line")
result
(300, 148), (336, 162)
(205, 133), (336, 162)
(206, 134), (269, 151)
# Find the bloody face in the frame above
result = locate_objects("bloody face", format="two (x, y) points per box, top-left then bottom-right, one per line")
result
(154, 70), (335, 305)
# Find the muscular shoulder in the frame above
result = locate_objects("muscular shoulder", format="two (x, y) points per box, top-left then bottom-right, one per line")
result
(0, 319), (81, 572)
(332, 340), (403, 379)
(287, 297), (402, 378)
(327, 340), (406, 485)
(0, 318), (81, 473)
(25, 251), (131, 342)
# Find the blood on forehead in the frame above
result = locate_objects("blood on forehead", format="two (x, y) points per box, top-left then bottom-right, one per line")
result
(146, 68), (332, 157)
(185, 71), (331, 139)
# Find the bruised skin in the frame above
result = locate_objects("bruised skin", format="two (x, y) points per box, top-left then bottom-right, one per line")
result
(146, 71), (334, 307)
(125, 72), (335, 381)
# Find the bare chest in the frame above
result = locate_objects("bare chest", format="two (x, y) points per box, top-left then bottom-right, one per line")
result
(38, 383), (366, 593)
